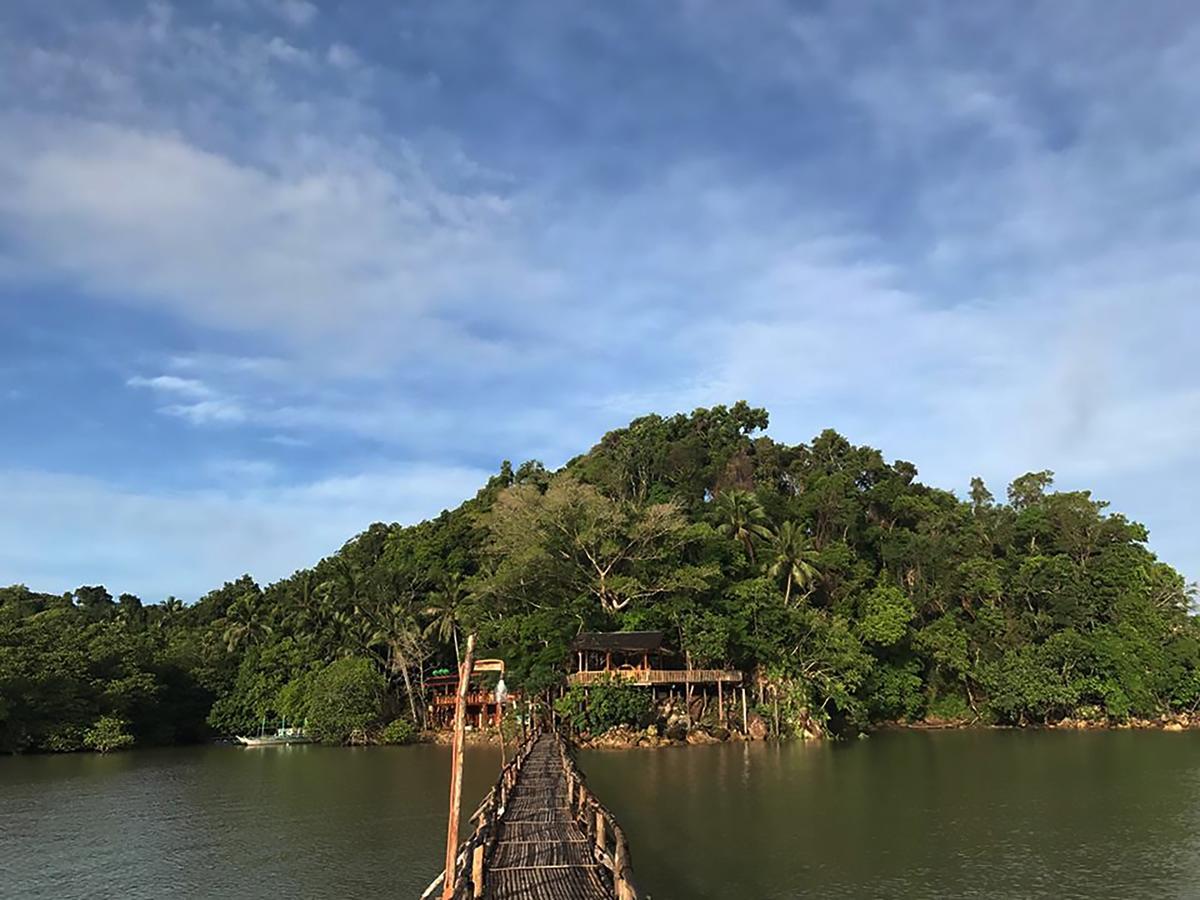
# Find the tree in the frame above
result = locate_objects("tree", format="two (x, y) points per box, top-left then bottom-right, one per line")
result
(305, 656), (385, 744)
(483, 476), (696, 613)
(969, 477), (994, 513)
(767, 521), (821, 605)
(222, 591), (272, 652)
(1008, 470), (1055, 511)
(422, 573), (468, 665)
(714, 489), (773, 563)
(83, 716), (134, 753)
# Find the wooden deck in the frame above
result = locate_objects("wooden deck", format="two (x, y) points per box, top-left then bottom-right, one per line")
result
(423, 731), (638, 900)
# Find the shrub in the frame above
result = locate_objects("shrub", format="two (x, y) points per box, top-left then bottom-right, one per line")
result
(554, 676), (652, 735)
(306, 657), (385, 744)
(45, 724), (86, 753)
(83, 716), (134, 753)
(380, 718), (417, 745)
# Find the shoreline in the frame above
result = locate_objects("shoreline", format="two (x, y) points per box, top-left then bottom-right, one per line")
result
(564, 712), (1200, 751)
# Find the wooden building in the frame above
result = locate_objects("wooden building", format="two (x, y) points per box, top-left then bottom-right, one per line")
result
(568, 631), (742, 687)
(427, 658), (516, 729)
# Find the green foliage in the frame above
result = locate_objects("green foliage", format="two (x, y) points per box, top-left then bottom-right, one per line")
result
(305, 657), (385, 744)
(555, 677), (653, 735)
(83, 716), (134, 753)
(5, 403), (1199, 749)
(858, 585), (915, 646)
(380, 718), (418, 745)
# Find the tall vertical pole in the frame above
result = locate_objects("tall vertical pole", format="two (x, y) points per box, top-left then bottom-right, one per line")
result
(442, 633), (476, 900)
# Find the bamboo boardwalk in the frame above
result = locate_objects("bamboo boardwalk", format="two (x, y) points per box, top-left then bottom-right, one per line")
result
(423, 730), (638, 900)
(485, 733), (613, 899)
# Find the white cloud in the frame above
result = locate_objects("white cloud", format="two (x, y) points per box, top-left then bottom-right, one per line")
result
(269, 0), (318, 28)
(327, 42), (360, 69)
(264, 35), (311, 65)
(0, 463), (490, 600)
(161, 398), (248, 425)
(127, 372), (246, 425)
(127, 374), (213, 399)
(0, 117), (537, 373)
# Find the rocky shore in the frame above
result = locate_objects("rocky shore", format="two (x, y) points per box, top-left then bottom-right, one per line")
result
(883, 711), (1200, 733)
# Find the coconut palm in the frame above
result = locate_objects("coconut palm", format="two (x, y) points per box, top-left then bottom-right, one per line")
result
(767, 520), (821, 605)
(421, 573), (469, 666)
(222, 592), (272, 652)
(715, 489), (773, 563)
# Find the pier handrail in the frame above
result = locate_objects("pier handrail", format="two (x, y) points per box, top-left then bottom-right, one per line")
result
(557, 735), (640, 900)
(420, 723), (542, 900)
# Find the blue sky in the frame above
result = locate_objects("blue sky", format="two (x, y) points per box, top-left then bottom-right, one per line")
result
(1, 1), (1198, 600)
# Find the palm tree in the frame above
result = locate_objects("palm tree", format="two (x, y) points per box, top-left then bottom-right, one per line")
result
(715, 489), (773, 563)
(157, 595), (184, 629)
(767, 521), (821, 605)
(223, 592), (272, 652)
(363, 595), (425, 724)
(421, 573), (468, 666)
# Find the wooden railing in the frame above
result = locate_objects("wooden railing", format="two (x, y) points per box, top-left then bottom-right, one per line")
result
(420, 725), (541, 900)
(568, 668), (742, 686)
(431, 691), (497, 708)
(558, 736), (640, 900)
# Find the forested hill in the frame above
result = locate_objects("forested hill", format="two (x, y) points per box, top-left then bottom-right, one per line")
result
(3, 402), (1197, 753)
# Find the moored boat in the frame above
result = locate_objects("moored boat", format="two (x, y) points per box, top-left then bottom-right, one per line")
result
(235, 719), (311, 747)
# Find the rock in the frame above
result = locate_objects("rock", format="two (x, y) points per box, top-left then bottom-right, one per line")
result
(1164, 722), (1185, 732)
(664, 723), (688, 743)
(746, 714), (768, 740)
(686, 729), (719, 745)
(710, 726), (730, 742)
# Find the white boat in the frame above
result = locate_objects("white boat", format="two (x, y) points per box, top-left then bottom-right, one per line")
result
(236, 721), (311, 747)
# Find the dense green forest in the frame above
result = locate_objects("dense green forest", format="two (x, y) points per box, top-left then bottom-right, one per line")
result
(3, 403), (1197, 753)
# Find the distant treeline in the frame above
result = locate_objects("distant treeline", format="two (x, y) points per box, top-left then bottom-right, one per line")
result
(3, 402), (1197, 752)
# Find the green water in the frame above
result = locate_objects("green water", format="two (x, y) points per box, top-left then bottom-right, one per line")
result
(3, 731), (1199, 898)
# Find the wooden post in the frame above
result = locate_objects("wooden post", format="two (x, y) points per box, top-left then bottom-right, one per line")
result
(471, 844), (485, 898)
(442, 634), (476, 900)
(717, 679), (724, 726)
(595, 808), (606, 851)
(614, 836), (628, 898)
(497, 698), (507, 768)
(741, 686), (748, 734)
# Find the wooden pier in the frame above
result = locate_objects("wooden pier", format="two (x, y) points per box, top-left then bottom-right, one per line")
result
(422, 729), (638, 900)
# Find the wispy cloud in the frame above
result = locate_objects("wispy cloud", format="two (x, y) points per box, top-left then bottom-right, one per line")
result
(1, 0), (1198, 591)
(127, 374), (213, 400)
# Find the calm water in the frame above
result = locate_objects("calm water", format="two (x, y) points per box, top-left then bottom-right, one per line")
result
(3, 732), (1200, 898)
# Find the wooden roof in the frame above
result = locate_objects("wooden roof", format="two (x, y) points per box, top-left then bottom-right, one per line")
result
(570, 630), (664, 652)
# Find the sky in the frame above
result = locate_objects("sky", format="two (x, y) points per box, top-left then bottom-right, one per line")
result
(1, 1), (1198, 601)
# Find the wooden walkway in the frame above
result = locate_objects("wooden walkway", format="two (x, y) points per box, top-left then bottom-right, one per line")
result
(486, 733), (612, 899)
(422, 731), (638, 900)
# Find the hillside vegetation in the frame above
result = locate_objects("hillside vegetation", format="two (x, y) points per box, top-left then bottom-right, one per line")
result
(3, 402), (1197, 752)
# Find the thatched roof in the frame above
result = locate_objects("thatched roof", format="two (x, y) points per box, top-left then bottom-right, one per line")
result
(571, 631), (664, 653)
